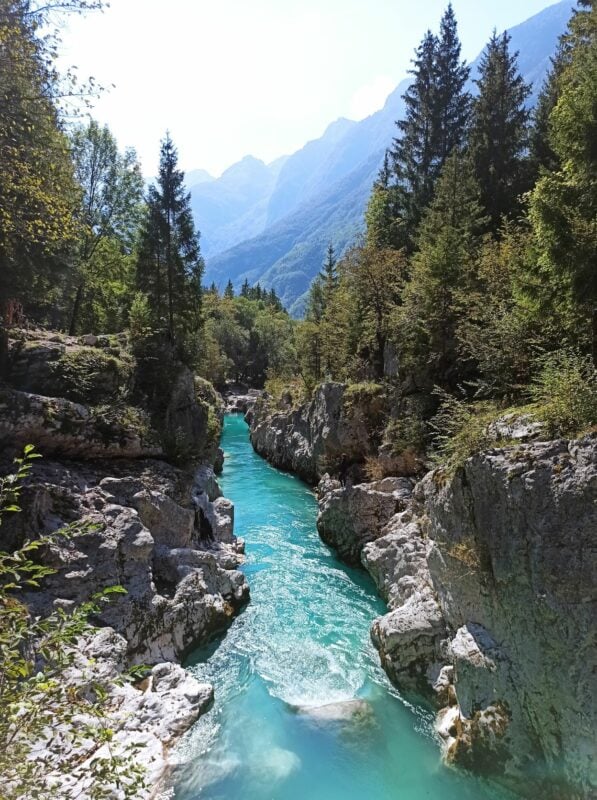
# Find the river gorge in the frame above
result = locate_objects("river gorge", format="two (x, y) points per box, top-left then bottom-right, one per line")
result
(172, 414), (511, 800)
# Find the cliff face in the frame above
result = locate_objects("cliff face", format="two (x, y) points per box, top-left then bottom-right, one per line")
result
(423, 437), (596, 797)
(248, 384), (596, 799)
(249, 382), (384, 484)
(0, 329), (249, 796)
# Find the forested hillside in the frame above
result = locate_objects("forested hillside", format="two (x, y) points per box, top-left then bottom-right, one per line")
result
(203, 0), (573, 313)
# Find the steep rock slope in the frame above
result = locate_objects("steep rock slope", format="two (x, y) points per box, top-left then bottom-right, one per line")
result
(1, 329), (249, 796)
(247, 386), (596, 799)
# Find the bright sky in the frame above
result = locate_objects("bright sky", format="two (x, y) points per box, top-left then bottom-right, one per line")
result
(58, 0), (557, 177)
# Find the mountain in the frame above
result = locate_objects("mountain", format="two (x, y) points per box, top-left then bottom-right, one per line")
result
(190, 155), (287, 258)
(198, 1), (573, 314)
(185, 168), (214, 188)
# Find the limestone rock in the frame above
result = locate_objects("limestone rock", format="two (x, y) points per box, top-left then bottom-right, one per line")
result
(40, 628), (214, 799)
(422, 435), (597, 798)
(249, 382), (384, 483)
(0, 388), (161, 459)
(317, 477), (413, 564)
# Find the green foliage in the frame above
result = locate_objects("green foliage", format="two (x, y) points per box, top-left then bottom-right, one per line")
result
(0, 0), (82, 346)
(199, 289), (295, 388)
(429, 390), (495, 472)
(136, 133), (204, 365)
(529, 1), (597, 320)
(388, 4), (471, 249)
(395, 152), (486, 389)
(530, 350), (597, 437)
(469, 30), (532, 231)
(68, 119), (144, 335)
(47, 347), (132, 405)
(0, 447), (146, 799)
(128, 291), (153, 342)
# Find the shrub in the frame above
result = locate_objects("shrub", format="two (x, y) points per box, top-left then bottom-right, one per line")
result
(430, 390), (495, 472)
(530, 350), (597, 437)
(363, 450), (421, 480)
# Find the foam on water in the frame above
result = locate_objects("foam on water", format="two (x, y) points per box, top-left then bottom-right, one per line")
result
(172, 414), (515, 800)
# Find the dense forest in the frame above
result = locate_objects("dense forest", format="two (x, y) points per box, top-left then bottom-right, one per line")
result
(1, 0), (596, 449)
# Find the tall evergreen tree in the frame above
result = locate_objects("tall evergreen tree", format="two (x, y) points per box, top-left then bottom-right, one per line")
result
(389, 5), (470, 249)
(435, 3), (471, 162)
(136, 133), (203, 350)
(224, 279), (235, 299)
(397, 151), (486, 388)
(321, 243), (338, 304)
(529, 0), (597, 360)
(389, 29), (438, 249)
(469, 31), (531, 231)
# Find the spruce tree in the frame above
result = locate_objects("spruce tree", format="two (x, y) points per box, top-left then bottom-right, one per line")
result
(397, 151), (486, 387)
(389, 6), (470, 249)
(321, 243), (338, 304)
(224, 279), (235, 299)
(435, 3), (471, 162)
(390, 29), (438, 249)
(240, 278), (250, 297)
(529, 0), (597, 360)
(469, 31), (531, 231)
(136, 133), (203, 350)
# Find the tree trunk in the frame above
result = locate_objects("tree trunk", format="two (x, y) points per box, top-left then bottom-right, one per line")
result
(591, 307), (597, 369)
(69, 282), (84, 336)
(0, 318), (8, 381)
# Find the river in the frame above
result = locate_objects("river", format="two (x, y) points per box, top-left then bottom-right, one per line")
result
(172, 413), (512, 800)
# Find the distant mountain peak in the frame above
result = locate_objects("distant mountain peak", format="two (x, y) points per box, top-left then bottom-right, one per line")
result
(200, 0), (573, 314)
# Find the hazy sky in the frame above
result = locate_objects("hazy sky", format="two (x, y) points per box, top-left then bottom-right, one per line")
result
(58, 0), (558, 177)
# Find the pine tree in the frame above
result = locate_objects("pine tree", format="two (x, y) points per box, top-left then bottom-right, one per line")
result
(390, 29), (438, 249)
(321, 243), (338, 304)
(397, 151), (486, 388)
(240, 278), (250, 297)
(224, 279), (235, 299)
(435, 3), (471, 162)
(389, 6), (470, 250)
(469, 31), (531, 231)
(136, 133), (203, 351)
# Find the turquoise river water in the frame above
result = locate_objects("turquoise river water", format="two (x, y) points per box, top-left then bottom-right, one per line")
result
(173, 414), (513, 800)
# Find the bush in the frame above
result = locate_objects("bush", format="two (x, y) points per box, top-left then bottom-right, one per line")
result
(430, 390), (495, 472)
(530, 350), (597, 437)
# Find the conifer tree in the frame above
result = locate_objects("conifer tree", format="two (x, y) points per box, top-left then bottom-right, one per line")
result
(397, 151), (486, 387)
(389, 6), (470, 250)
(469, 31), (531, 231)
(240, 278), (250, 297)
(529, 0), (597, 360)
(224, 279), (235, 299)
(389, 29), (438, 248)
(321, 243), (338, 304)
(435, 3), (471, 162)
(136, 133), (203, 352)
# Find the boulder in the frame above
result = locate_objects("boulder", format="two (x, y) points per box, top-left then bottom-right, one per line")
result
(317, 477), (413, 564)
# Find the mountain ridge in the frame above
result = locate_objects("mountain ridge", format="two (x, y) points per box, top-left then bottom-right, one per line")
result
(195, 1), (573, 313)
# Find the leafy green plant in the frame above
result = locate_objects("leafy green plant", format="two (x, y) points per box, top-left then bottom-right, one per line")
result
(0, 447), (147, 799)
(430, 390), (494, 472)
(530, 350), (597, 437)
